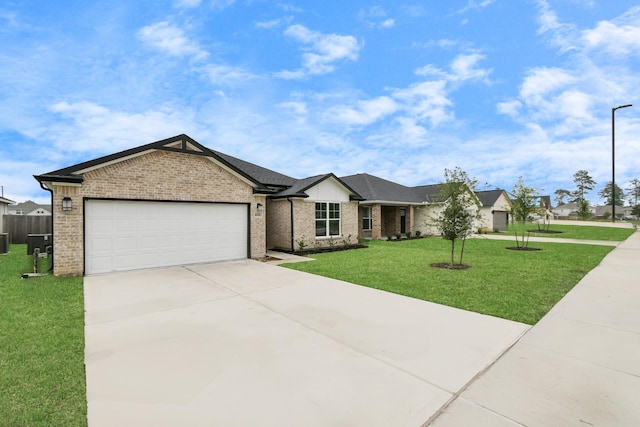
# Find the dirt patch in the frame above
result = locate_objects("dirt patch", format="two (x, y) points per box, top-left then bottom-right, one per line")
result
(430, 262), (471, 270)
(527, 229), (563, 234)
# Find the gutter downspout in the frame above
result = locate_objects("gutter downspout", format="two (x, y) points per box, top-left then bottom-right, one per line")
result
(288, 198), (295, 251)
(39, 181), (54, 272)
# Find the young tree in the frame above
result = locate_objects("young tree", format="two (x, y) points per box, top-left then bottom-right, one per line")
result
(509, 177), (540, 249)
(429, 167), (481, 268)
(554, 189), (572, 206)
(572, 170), (596, 203)
(577, 199), (592, 220)
(598, 181), (625, 206)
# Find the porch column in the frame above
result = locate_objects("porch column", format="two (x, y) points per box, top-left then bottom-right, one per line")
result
(371, 204), (382, 239)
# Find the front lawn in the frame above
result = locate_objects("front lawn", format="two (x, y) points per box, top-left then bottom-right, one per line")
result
(503, 223), (635, 241)
(0, 245), (86, 427)
(283, 238), (615, 325)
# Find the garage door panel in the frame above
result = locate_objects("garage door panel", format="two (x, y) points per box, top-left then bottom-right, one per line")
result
(85, 200), (248, 274)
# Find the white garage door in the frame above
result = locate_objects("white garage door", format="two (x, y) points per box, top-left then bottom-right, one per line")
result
(85, 200), (248, 274)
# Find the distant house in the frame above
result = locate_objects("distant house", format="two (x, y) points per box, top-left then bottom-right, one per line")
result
(7, 201), (51, 216)
(539, 195), (553, 212)
(475, 189), (512, 232)
(0, 195), (16, 234)
(340, 173), (482, 239)
(552, 202), (597, 219)
(593, 205), (632, 220)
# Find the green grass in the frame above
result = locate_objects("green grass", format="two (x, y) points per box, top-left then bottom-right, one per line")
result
(503, 223), (635, 241)
(0, 245), (86, 427)
(283, 237), (615, 325)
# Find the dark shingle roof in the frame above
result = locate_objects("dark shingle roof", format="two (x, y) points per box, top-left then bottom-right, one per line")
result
(475, 189), (508, 207)
(341, 173), (445, 204)
(211, 150), (297, 188)
(341, 173), (425, 203)
(411, 184), (442, 203)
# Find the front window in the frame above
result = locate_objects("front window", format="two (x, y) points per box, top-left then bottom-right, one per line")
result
(315, 202), (340, 237)
(362, 206), (372, 230)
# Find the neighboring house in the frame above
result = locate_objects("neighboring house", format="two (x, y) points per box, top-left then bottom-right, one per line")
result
(34, 134), (362, 276)
(593, 205), (632, 220)
(7, 200), (52, 216)
(539, 195), (553, 212)
(0, 196), (16, 234)
(475, 189), (512, 232)
(553, 202), (579, 218)
(340, 173), (482, 239)
(553, 202), (597, 219)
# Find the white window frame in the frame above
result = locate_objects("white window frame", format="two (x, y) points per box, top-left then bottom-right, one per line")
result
(362, 206), (372, 230)
(315, 202), (341, 238)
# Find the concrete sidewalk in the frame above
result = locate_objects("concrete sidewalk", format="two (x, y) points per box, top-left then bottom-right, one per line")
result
(471, 233), (621, 246)
(430, 230), (640, 426)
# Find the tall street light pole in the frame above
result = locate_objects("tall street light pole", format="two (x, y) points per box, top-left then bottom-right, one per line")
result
(612, 104), (632, 222)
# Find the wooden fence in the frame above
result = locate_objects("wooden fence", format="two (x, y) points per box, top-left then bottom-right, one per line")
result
(1, 215), (52, 244)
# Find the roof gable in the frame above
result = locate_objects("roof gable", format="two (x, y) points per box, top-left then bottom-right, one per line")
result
(34, 134), (269, 191)
(271, 173), (364, 200)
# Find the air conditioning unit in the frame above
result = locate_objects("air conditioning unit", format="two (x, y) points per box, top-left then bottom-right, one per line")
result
(0, 233), (8, 254)
(27, 234), (52, 256)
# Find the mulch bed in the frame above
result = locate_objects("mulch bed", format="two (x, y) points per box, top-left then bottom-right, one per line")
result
(430, 262), (471, 270)
(277, 244), (368, 256)
(505, 246), (542, 251)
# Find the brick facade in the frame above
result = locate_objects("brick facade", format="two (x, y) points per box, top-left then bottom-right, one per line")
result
(266, 199), (360, 251)
(51, 150), (266, 276)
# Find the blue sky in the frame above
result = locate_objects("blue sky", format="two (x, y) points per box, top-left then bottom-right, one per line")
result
(1, 0), (639, 205)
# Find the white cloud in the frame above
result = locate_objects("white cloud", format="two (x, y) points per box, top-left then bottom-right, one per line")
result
(277, 101), (308, 117)
(380, 19), (395, 29)
(497, 100), (522, 117)
(203, 64), (257, 86)
(47, 101), (200, 152)
(358, 6), (396, 29)
(449, 52), (491, 82)
(519, 67), (575, 102)
(456, 0), (495, 15)
(325, 96), (398, 126)
(534, 0), (579, 52)
(137, 21), (208, 59)
(255, 16), (294, 29)
(392, 80), (453, 127)
(582, 20), (640, 57)
(173, 0), (202, 8)
(277, 24), (361, 78)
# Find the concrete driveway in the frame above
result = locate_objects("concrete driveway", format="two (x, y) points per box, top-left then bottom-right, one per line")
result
(84, 260), (529, 427)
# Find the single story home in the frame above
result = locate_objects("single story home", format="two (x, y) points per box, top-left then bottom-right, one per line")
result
(35, 134), (363, 276)
(35, 134), (496, 276)
(475, 189), (512, 232)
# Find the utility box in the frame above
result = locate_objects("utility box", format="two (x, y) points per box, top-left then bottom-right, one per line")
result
(27, 234), (52, 256)
(0, 233), (8, 254)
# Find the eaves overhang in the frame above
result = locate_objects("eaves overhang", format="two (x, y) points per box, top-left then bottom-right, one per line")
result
(356, 199), (429, 206)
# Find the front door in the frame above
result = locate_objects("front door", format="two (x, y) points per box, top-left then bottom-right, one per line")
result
(400, 208), (406, 234)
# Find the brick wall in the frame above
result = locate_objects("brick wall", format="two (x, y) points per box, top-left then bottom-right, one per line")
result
(288, 200), (359, 250)
(266, 199), (291, 250)
(52, 150), (266, 276)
